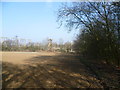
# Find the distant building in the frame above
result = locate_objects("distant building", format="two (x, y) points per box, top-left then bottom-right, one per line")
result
(48, 39), (52, 51)
(52, 47), (60, 52)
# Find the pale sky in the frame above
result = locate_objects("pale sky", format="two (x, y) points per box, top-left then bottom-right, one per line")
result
(1, 2), (79, 43)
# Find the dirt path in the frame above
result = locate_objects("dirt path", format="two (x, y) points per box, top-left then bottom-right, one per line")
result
(1, 52), (58, 64)
(1, 52), (119, 88)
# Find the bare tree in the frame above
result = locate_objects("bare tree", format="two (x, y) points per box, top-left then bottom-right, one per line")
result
(57, 2), (120, 66)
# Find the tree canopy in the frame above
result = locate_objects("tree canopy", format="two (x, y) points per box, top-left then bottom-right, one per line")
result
(57, 2), (120, 66)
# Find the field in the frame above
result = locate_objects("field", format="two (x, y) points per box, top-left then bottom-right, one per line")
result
(1, 52), (119, 88)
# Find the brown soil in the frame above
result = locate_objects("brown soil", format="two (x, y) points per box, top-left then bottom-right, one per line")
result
(1, 52), (119, 88)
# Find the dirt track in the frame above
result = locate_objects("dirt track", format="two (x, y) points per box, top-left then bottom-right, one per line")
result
(1, 52), (58, 64)
(1, 52), (119, 88)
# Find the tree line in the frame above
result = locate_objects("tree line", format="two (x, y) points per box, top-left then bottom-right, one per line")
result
(57, 2), (120, 66)
(0, 37), (73, 52)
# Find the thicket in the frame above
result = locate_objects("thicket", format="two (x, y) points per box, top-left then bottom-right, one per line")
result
(57, 2), (120, 66)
